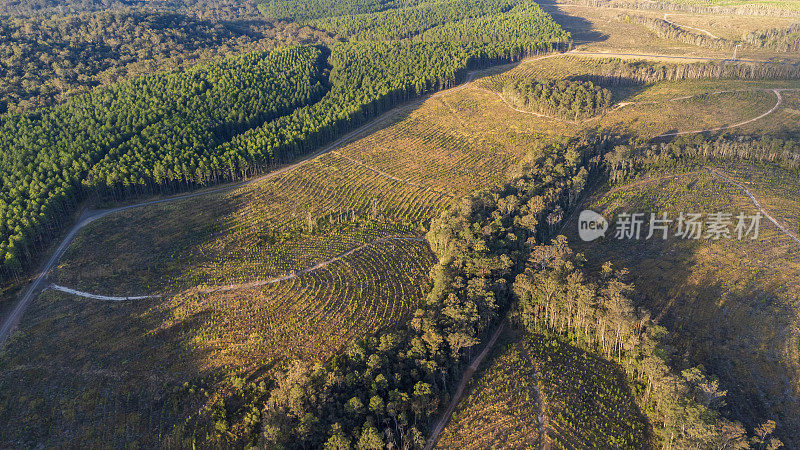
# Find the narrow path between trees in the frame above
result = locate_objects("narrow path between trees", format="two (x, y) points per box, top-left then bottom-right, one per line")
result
(425, 321), (506, 450)
(663, 13), (721, 39)
(515, 340), (551, 449)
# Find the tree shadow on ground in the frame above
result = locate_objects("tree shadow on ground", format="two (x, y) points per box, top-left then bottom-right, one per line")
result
(0, 291), (218, 447)
(536, 0), (609, 46)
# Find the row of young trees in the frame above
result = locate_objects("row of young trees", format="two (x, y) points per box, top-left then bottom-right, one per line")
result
(0, 8), (335, 112)
(250, 134), (606, 448)
(502, 77), (612, 120)
(620, 14), (735, 51)
(560, 56), (800, 87)
(605, 134), (800, 183)
(512, 241), (783, 448)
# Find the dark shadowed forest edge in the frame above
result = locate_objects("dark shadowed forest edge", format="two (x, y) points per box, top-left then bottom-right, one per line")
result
(1, 0), (800, 447)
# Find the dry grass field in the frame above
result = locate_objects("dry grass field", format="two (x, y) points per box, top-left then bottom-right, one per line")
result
(542, 1), (800, 63)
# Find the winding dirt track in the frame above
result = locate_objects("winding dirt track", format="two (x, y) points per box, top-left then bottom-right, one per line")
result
(655, 89), (784, 137)
(47, 236), (426, 300)
(189, 236), (426, 295)
(663, 13), (720, 39)
(47, 284), (159, 301)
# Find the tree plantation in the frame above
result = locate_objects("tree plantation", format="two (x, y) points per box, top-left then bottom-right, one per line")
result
(2, 0), (800, 446)
(0, 7), (568, 284)
(309, 0), (570, 44)
(0, 46), (328, 280)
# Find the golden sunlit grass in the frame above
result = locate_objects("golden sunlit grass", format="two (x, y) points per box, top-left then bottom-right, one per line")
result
(739, 89), (800, 134)
(53, 151), (448, 295)
(332, 92), (535, 197)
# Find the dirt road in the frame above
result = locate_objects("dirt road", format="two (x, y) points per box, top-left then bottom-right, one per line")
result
(424, 321), (506, 450)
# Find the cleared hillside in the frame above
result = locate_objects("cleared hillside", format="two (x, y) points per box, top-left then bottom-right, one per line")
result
(566, 162), (800, 442)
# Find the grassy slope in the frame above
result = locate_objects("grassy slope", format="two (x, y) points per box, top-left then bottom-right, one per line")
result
(0, 238), (434, 446)
(437, 329), (650, 449)
(566, 163), (800, 442)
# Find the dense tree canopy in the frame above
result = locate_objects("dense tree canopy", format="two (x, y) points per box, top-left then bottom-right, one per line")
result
(0, 9), (335, 112)
(257, 0), (427, 22)
(273, 0), (570, 44)
(502, 77), (612, 119)
(0, 46), (328, 279)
